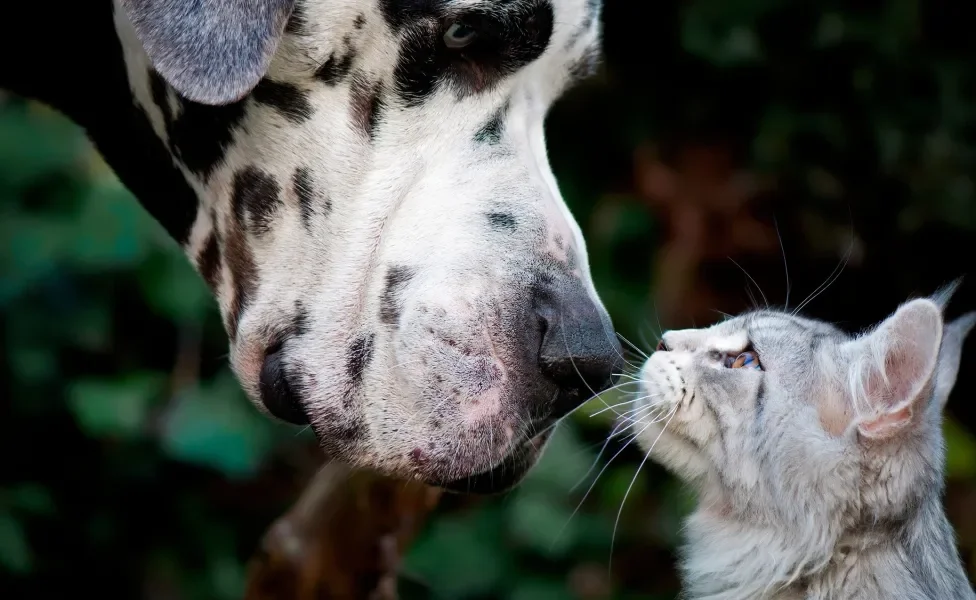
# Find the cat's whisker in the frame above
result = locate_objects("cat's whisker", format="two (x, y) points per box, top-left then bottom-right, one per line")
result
(615, 399), (666, 422)
(651, 300), (665, 343)
(792, 212), (855, 317)
(730, 257), (769, 309)
(588, 391), (665, 419)
(588, 398), (638, 418)
(774, 216), (791, 311)
(616, 332), (649, 359)
(711, 308), (734, 321)
(557, 414), (658, 552)
(609, 403), (679, 572)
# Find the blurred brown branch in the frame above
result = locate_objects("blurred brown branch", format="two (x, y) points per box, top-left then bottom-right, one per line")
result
(634, 142), (778, 327)
(244, 463), (442, 600)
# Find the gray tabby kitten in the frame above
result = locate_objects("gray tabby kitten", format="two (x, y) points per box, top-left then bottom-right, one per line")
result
(631, 284), (976, 599)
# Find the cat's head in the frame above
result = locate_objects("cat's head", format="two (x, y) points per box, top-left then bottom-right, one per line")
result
(631, 283), (975, 531)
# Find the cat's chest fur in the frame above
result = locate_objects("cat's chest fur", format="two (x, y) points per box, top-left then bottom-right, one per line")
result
(681, 504), (975, 600)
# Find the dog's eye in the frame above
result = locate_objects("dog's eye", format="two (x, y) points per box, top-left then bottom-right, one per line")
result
(444, 21), (478, 49)
(725, 351), (762, 371)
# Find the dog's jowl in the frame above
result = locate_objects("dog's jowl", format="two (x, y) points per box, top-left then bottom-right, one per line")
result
(0, 0), (622, 492)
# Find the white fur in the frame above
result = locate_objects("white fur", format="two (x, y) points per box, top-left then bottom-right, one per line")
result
(111, 0), (610, 484)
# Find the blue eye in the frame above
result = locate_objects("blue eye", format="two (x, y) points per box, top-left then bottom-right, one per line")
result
(728, 351), (762, 370)
(444, 22), (478, 49)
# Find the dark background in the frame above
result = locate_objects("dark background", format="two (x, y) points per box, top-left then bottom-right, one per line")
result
(2, 0), (975, 598)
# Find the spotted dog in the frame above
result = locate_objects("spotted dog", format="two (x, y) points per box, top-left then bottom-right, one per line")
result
(1, 0), (621, 493)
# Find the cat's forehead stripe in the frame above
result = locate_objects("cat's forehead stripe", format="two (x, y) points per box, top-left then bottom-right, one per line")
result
(746, 312), (846, 339)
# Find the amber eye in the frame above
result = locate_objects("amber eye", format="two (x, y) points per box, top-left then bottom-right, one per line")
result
(727, 350), (762, 370)
(656, 340), (669, 352)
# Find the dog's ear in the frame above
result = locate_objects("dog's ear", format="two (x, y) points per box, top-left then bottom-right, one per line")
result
(119, 0), (296, 105)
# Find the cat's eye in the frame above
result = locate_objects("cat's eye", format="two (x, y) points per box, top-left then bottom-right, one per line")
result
(725, 351), (762, 371)
(444, 21), (478, 49)
(656, 340), (669, 352)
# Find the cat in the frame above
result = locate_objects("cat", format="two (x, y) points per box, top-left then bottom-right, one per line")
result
(629, 282), (976, 599)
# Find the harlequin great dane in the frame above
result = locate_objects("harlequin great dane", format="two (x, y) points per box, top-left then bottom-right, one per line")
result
(1, 0), (621, 493)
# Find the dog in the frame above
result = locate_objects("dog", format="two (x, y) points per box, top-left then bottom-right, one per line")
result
(0, 0), (621, 493)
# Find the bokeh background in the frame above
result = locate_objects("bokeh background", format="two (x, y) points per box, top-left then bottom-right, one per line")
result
(3, 0), (976, 598)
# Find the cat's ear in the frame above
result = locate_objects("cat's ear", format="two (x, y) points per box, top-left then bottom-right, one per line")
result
(842, 299), (944, 439)
(930, 311), (976, 413)
(931, 277), (964, 312)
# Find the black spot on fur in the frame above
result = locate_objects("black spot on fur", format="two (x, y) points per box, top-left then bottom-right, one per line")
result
(346, 333), (375, 385)
(391, 1), (555, 106)
(285, 1), (307, 34)
(252, 78), (312, 124)
(568, 43), (602, 81)
(170, 97), (248, 181)
(316, 51), (355, 85)
(196, 223), (222, 291)
(292, 167), (327, 228)
(354, 13), (367, 29)
(148, 70), (174, 130)
(378, 0), (423, 30)
(567, 0), (601, 48)
(380, 265), (415, 325)
(487, 212), (517, 232)
(350, 75), (384, 139)
(291, 300), (309, 337)
(224, 216), (257, 340)
(475, 100), (508, 144)
(318, 407), (366, 448)
(231, 166), (282, 235)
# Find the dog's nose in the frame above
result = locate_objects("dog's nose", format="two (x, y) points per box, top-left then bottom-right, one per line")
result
(533, 279), (624, 419)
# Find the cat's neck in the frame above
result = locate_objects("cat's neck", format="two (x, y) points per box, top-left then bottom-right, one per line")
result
(680, 495), (975, 600)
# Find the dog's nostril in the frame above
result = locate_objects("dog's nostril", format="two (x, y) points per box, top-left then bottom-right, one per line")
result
(259, 342), (309, 426)
(533, 282), (624, 419)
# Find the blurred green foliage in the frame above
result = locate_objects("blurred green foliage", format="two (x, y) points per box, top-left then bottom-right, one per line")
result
(3, 0), (976, 598)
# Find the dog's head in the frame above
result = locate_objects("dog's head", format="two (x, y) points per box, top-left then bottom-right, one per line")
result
(115, 0), (620, 492)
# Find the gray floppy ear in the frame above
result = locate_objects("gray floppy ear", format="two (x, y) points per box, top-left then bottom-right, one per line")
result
(119, 0), (296, 105)
(931, 311), (976, 412)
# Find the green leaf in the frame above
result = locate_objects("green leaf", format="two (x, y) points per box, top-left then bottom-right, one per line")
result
(508, 489), (579, 557)
(208, 555), (246, 600)
(137, 249), (213, 323)
(0, 103), (86, 187)
(6, 346), (58, 385)
(403, 506), (510, 599)
(6, 484), (56, 517)
(945, 416), (976, 480)
(0, 214), (69, 305)
(158, 370), (277, 478)
(522, 424), (595, 493)
(0, 511), (32, 574)
(67, 372), (167, 439)
(600, 465), (648, 519)
(508, 577), (575, 600)
(64, 182), (157, 271)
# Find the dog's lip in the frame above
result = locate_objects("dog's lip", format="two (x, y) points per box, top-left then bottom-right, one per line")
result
(437, 425), (554, 495)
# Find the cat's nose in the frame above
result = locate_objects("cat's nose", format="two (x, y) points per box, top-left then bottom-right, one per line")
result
(533, 280), (623, 419)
